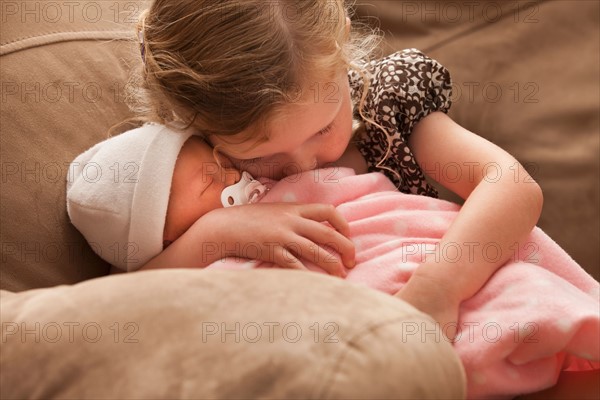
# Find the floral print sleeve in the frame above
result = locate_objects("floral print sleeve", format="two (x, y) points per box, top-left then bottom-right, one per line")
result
(348, 48), (453, 197)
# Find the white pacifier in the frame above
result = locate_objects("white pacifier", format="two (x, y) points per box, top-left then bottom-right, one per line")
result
(220, 171), (268, 207)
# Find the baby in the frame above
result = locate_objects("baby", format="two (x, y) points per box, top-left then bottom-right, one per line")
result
(67, 124), (599, 399)
(68, 124), (355, 275)
(67, 123), (273, 272)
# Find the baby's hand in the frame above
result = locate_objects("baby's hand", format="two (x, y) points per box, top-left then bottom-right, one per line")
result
(200, 202), (356, 277)
(394, 274), (461, 341)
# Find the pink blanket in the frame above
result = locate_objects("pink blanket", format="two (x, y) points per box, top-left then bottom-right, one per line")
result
(207, 168), (600, 399)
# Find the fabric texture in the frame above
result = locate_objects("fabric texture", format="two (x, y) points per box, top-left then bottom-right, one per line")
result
(0, 268), (466, 399)
(349, 48), (452, 197)
(66, 124), (194, 271)
(207, 167), (600, 399)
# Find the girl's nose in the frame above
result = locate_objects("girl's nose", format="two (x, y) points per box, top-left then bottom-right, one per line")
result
(289, 148), (318, 172)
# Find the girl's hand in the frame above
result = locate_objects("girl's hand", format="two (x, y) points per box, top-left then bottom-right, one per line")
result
(199, 202), (356, 277)
(394, 271), (461, 342)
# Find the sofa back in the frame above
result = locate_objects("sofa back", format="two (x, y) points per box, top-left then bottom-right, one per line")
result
(1, 1), (144, 290)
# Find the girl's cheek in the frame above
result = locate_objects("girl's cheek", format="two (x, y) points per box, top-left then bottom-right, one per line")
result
(255, 160), (284, 180)
(235, 157), (284, 180)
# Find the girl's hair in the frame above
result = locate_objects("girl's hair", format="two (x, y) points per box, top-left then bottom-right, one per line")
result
(126, 0), (382, 144)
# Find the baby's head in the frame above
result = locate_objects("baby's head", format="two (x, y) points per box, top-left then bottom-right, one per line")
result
(66, 125), (244, 272)
(134, 0), (380, 179)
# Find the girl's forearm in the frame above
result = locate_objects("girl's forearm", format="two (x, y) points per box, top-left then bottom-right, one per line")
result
(412, 169), (543, 302)
(140, 220), (222, 271)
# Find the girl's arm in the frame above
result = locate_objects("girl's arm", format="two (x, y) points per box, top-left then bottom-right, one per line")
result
(140, 202), (355, 277)
(395, 111), (543, 338)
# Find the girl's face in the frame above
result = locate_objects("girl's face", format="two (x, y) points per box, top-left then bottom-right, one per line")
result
(163, 136), (240, 243)
(209, 72), (355, 180)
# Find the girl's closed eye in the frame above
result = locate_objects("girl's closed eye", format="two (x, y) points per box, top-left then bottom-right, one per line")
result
(318, 122), (335, 136)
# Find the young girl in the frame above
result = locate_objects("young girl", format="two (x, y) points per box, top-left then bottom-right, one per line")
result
(133, 0), (543, 342)
(121, 0), (595, 396)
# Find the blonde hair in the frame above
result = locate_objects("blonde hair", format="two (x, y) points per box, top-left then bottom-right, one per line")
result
(127, 0), (382, 144)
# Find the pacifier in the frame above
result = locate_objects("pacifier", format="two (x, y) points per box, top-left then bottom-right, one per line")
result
(220, 171), (268, 207)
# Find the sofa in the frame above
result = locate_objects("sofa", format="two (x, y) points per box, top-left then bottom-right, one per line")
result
(1, 1), (597, 398)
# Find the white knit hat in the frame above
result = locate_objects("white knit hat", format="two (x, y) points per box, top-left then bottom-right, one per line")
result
(66, 124), (194, 272)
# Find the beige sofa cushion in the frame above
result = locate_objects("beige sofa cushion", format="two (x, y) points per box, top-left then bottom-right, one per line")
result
(0, 268), (466, 399)
(0, 1), (141, 290)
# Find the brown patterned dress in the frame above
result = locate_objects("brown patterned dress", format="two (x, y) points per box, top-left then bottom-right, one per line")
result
(348, 48), (453, 197)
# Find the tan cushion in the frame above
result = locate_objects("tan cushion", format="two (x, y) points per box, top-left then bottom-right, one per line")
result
(0, 268), (466, 399)
(355, 0), (599, 280)
(0, 1), (142, 290)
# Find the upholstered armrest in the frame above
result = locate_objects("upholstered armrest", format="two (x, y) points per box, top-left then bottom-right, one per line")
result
(1, 269), (466, 399)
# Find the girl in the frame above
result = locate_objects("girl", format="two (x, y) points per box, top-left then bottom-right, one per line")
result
(118, 1), (598, 397)
(133, 0), (544, 342)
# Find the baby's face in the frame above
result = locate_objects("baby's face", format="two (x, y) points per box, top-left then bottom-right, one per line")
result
(163, 136), (240, 243)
